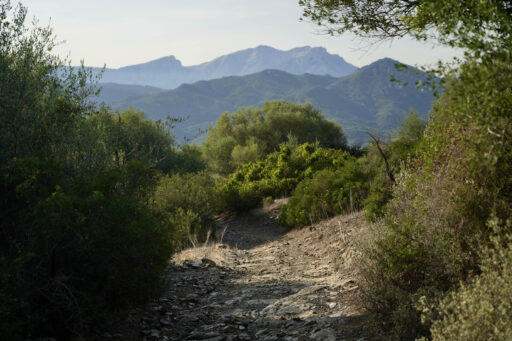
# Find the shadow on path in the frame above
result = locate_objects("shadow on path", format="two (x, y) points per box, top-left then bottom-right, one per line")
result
(217, 207), (290, 250)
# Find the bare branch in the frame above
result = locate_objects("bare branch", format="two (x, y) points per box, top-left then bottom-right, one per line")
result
(367, 132), (396, 185)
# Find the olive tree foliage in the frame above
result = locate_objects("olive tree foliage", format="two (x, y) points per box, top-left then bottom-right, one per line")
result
(0, 0), (98, 165)
(0, 2), (177, 338)
(85, 108), (175, 168)
(299, 0), (512, 58)
(203, 100), (347, 174)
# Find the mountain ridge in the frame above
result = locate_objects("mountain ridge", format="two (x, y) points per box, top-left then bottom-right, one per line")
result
(96, 58), (436, 145)
(90, 45), (357, 89)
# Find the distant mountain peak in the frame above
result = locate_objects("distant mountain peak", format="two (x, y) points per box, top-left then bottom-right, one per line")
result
(96, 58), (436, 146)
(366, 58), (404, 68)
(117, 55), (182, 71)
(96, 45), (358, 89)
(148, 55), (182, 66)
(254, 45), (275, 50)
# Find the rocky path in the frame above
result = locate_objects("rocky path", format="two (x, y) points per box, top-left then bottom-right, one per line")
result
(101, 201), (370, 341)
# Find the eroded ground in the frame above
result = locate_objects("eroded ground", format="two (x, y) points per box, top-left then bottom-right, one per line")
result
(99, 200), (371, 341)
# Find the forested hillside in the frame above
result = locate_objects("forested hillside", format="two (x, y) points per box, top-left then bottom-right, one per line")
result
(98, 59), (436, 145)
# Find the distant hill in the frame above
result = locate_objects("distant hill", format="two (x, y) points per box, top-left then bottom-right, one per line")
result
(96, 83), (165, 104)
(95, 58), (436, 145)
(90, 46), (357, 89)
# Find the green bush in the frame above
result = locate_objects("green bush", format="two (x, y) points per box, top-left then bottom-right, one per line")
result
(362, 112), (426, 223)
(358, 57), (512, 339)
(202, 101), (347, 174)
(424, 223), (512, 340)
(217, 143), (351, 211)
(279, 159), (369, 227)
(363, 173), (394, 222)
(0, 2), (208, 339)
(0, 158), (172, 339)
(157, 143), (207, 174)
(152, 172), (219, 249)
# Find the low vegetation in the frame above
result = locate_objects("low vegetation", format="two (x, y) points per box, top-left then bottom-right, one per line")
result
(152, 171), (219, 250)
(279, 160), (369, 227)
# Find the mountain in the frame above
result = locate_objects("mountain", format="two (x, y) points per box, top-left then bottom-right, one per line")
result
(96, 83), (165, 104)
(91, 46), (357, 89)
(95, 58), (436, 145)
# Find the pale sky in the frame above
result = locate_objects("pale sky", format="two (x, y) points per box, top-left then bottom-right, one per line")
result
(22, 0), (462, 69)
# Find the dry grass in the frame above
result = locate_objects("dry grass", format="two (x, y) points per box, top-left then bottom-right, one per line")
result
(171, 243), (233, 267)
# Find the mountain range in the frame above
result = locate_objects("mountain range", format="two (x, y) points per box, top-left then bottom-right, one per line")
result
(95, 58), (436, 145)
(91, 46), (357, 89)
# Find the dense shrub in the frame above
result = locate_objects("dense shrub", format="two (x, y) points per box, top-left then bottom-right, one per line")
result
(217, 143), (351, 211)
(363, 174), (394, 222)
(157, 144), (207, 174)
(203, 101), (347, 174)
(85, 108), (176, 169)
(152, 172), (219, 249)
(279, 160), (369, 227)
(423, 222), (512, 340)
(300, 0), (512, 339)
(0, 158), (172, 339)
(359, 57), (512, 339)
(362, 112), (426, 222)
(0, 2), (204, 338)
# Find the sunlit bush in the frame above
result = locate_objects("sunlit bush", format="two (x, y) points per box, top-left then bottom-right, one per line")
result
(279, 160), (369, 227)
(359, 58), (512, 339)
(217, 143), (351, 211)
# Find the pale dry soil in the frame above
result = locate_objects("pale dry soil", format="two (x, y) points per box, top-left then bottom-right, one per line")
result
(99, 200), (371, 341)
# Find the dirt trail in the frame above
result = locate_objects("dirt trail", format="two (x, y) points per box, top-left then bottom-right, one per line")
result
(101, 200), (370, 341)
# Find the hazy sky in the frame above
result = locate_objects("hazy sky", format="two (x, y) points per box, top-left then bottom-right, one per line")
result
(22, 0), (462, 68)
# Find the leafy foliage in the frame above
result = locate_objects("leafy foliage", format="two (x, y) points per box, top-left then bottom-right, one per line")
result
(0, 2), (209, 338)
(300, 0), (512, 339)
(0, 0), (97, 165)
(362, 111), (426, 222)
(359, 57), (512, 339)
(0, 158), (171, 339)
(203, 101), (347, 174)
(299, 0), (512, 57)
(86, 107), (175, 168)
(152, 172), (219, 250)
(279, 160), (369, 227)
(217, 143), (351, 211)
(422, 221), (512, 341)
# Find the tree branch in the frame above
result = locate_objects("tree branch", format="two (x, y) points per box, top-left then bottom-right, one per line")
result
(368, 132), (396, 185)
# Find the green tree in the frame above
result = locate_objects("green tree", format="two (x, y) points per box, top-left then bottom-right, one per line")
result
(0, 2), (176, 339)
(0, 0), (97, 165)
(299, 0), (512, 57)
(86, 108), (176, 169)
(203, 100), (347, 174)
(363, 111), (426, 222)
